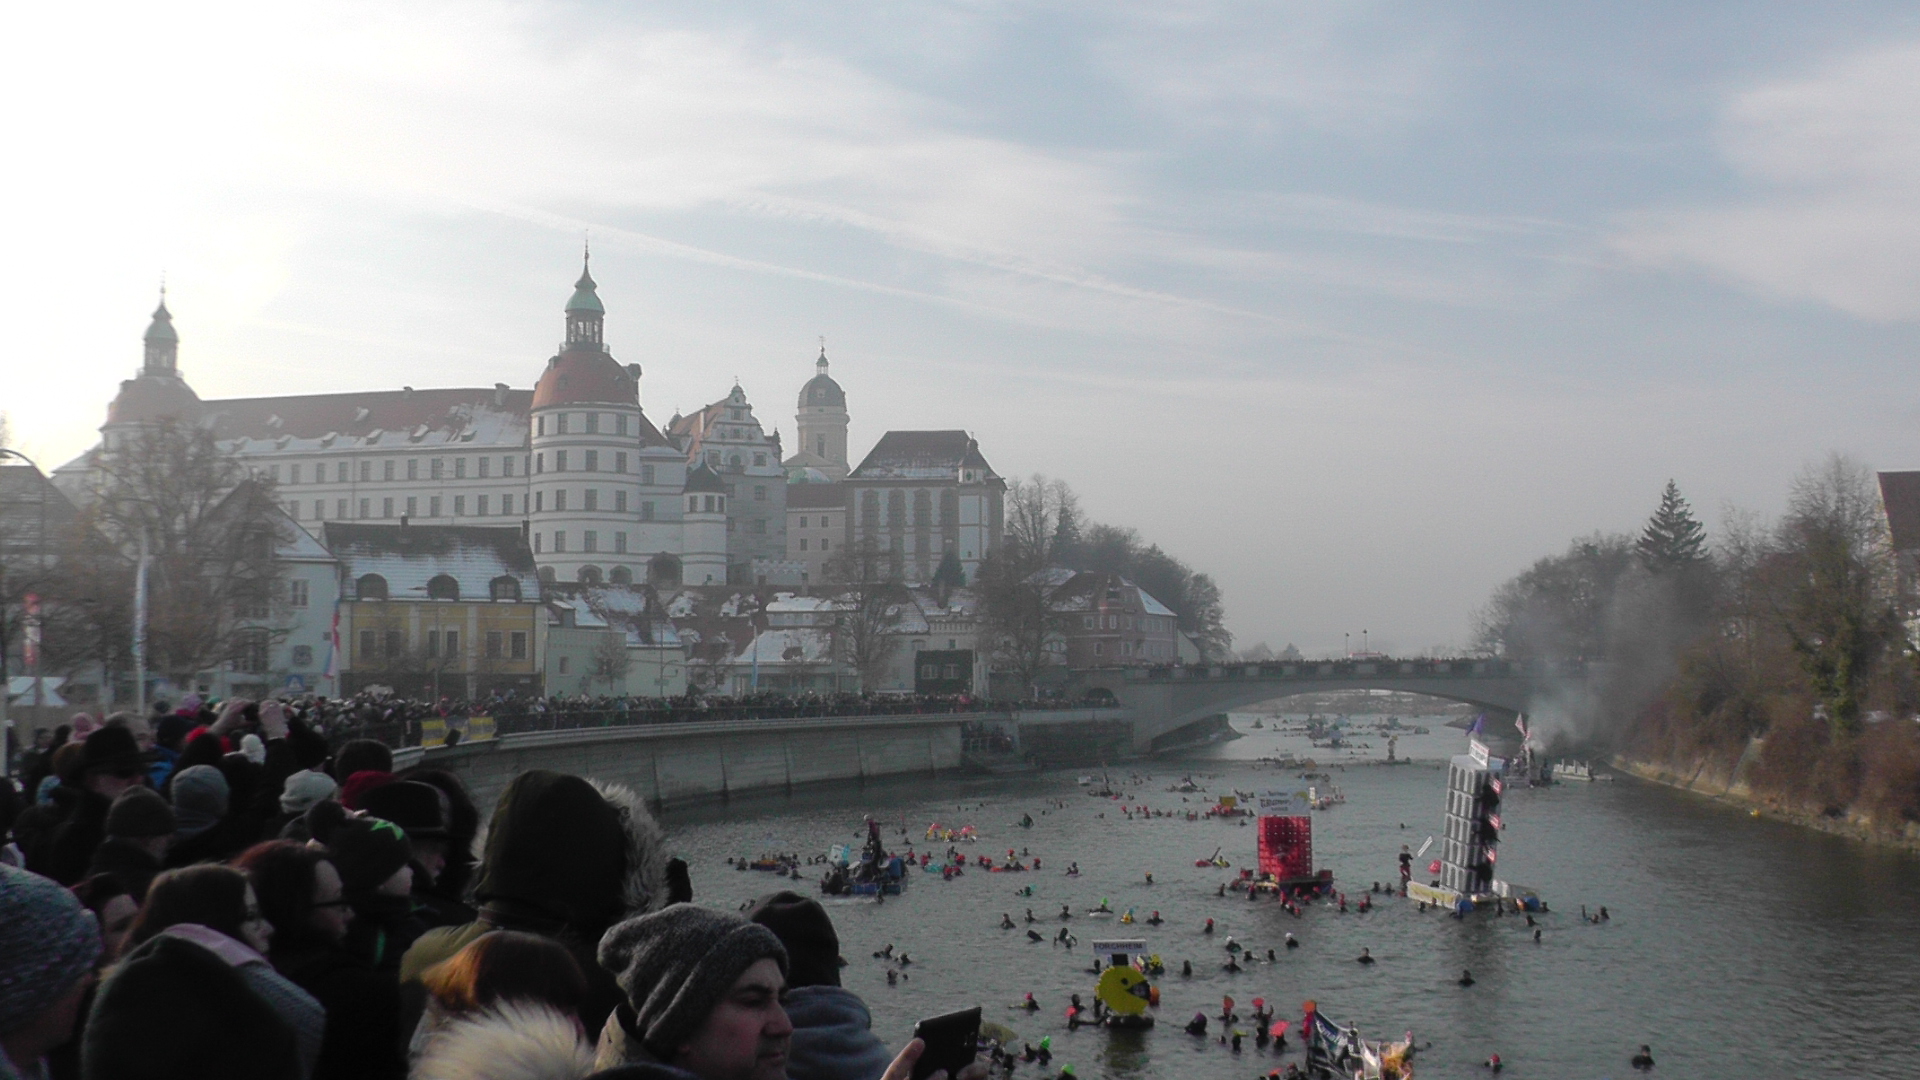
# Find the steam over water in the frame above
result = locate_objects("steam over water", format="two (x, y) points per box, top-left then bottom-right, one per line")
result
(658, 717), (1920, 1078)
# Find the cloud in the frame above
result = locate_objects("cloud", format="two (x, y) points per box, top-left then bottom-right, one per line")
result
(1611, 40), (1920, 321)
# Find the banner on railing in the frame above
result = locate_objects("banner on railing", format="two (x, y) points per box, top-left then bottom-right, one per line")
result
(420, 718), (448, 748)
(466, 715), (496, 742)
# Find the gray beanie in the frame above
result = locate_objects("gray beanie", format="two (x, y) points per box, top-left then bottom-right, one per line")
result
(171, 765), (230, 838)
(279, 769), (339, 814)
(0, 864), (102, 1033)
(598, 904), (788, 1060)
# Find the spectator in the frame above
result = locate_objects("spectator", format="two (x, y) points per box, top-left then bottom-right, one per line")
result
(0, 864), (101, 1080)
(331, 739), (393, 783)
(163, 765), (245, 868)
(120, 864), (325, 1079)
(748, 891), (890, 1080)
(71, 873), (141, 963)
(86, 787), (175, 901)
(400, 771), (677, 1036)
(359, 780), (471, 928)
(305, 803), (420, 972)
(266, 770), (338, 842)
(412, 931), (588, 1057)
(24, 727), (147, 885)
(394, 767), (482, 917)
(235, 840), (405, 1080)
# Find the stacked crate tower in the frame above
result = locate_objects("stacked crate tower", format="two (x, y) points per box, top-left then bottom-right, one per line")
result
(1439, 752), (1504, 897)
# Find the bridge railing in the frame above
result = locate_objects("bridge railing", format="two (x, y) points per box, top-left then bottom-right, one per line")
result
(1112, 657), (1587, 682)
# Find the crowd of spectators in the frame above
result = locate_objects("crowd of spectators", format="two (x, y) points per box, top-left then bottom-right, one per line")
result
(1, 703), (989, 1080)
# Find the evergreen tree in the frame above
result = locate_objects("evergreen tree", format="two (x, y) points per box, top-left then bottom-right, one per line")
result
(1637, 480), (1708, 573)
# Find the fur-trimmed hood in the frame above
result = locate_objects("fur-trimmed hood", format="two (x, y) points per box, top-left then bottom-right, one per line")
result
(589, 780), (668, 920)
(413, 1001), (595, 1080)
(473, 771), (671, 935)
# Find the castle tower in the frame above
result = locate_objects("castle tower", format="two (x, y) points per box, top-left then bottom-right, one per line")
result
(103, 290), (202, 443)
(680, 462), (729, 585)
(529, 250), (653, 585)
(789, 346), (848, 481)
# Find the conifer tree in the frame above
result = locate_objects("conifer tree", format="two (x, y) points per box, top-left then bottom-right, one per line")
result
(1637, 480), (1708, 573)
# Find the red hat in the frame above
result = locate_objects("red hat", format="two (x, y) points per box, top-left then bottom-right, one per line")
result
(339, 770), (397, 811)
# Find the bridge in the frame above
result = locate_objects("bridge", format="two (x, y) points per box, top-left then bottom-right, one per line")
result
(1069, 658), (1593, 752)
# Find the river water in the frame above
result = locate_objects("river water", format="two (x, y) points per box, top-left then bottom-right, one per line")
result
(654, 715), (1920, 1079)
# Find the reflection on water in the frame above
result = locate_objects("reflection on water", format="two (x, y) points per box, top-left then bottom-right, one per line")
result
(656, 716), (1920, 1079)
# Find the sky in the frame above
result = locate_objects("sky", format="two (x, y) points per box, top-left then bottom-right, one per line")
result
(6, 1), (1920, 656)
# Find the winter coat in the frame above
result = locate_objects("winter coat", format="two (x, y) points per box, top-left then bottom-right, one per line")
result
(274, 944), (406, 1080)
(783, 985), (894, 1080)
(411, 1001), (617, 1080)
(342, 892), (426, 973)
(152, 925), (325, 1079)
(590, 1010), (703, 1079)
(24, 786), (111, 886)
(85, 837), (163, 901)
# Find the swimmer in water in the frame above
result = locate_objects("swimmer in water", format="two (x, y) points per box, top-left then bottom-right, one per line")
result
(1185, 1013), (1208, 1036)
(1631, 1045), (1655, 1071)
(1002, 913), (1016, 929)
(1061, 904), (1072, 919)
(1182, 960), (1193, 978)
(1267, 948), (1278, 962)
(873, 944), (894, 959)
(1023, 992), (1039, 1011)
(1533, 929), (1543, 943)
(1223, 956), (1242, 973)
(1356, 948), (1376, 965)
(1026, 908), (1038, 923)
(1285, 933), (1298, 949)
(1028, 930), (1044, 943)
(1458, 970), (1475, 987)
(1145, 872), (1153, 884)
(1147, 911), (1164, 926)
(1485, 1053), (1503, 1072)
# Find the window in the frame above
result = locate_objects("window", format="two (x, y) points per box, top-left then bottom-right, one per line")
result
(556, 413), (569, 434)
(289, 580), (309, 607)
(338, 462), (349, 482)
(268, 464), (280, 482)
(427, 574), (459, 600)
(489, 576), (521, 601)
(290, 464), (302, 484)
(822, 515), (831, 528)
(314, 499), (324, 519)
(556, 450), (568, 472)
(476, 495), (489, 516)
(554, 489), (567, 511)
(1083, 616), (1094, 629)
(914, 489), (931, 527)
(586, 412), (600, 433)
(425, 630), (439, 658)
(359, 629), (377, 660)
(454, 495), (465, 516)
(888, 490), (906, 527)
(292, 645), (313, 667)
(558, 655), (571, 674)
(816, 435), (827, 457)
(500, 494), (513, 515)
(429, 496), (441, 518)
(408, 459), (419, 480)
(383, 460), (395, 481)
(382, 497), (394, 518)
(486, 631), (503, 658)
(820, 538), (830, 551)
(585, 450), (598, 472)
(614, 531), (627, 553)
(641, 464), (655, 485)
(502, 456), (515, 477)
(455, 458), (466, 479)
(286, 501), (299, 519)
(799, 539), (808, 551)
(753, 485), (766, 502)
(641, 501), (654, 520)
(537, 416), (546, 435)
(358, 498), (369, 518)
(584, 530), (597, 553)
(337, 499), (347, 518)
(554, 531), (567, 552)
(584, 489), (598, 511)
(535, 491), (543, 512)
(384, 630), (403, 658)
(610, 565), (632, 584)
(798, 516), (808, 528)
(617, 414), (629, 436)
(614, 452), (627, 474)
(478, 457), (490, 478)
(753, 453), (766, 467)
(431, 458), (444, 480)
(614, 490), (627, 512)
(510, 632), (527, 659)
(356, 574), (388, 600)
(406, 496), (418, 517)
(534, 532), (542, 553)
(1094, 642), (1103, 656)
(444, 630), (459, 658)
(536, 454), (544, 474)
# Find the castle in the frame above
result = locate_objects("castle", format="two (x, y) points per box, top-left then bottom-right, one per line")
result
(58, 254), (1004, 589)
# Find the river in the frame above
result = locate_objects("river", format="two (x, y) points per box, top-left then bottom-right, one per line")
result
(652, 715), (1920, 1078)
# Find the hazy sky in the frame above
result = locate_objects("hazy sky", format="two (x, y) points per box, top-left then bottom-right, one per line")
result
(7, 1), (1920, 655)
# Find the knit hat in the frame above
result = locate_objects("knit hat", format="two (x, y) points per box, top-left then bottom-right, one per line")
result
(308, 802), (413, 894)
(105, 787), (176, 839)
(279, 770), (339, 815)
(747, 891), (841, 988)
(0, 863), (102, 1033)
(598, 904), (787, 1060)
(357, 781), (449, 840)
(170, 765), (230, 838)
(78, 725), (143, 778)
(339, 770), (396, 811)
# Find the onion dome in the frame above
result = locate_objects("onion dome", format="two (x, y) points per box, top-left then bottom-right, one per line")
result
(799, 347), (845, 408)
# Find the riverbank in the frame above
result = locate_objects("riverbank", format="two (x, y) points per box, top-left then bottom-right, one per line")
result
(1613, 749), (1920, 854)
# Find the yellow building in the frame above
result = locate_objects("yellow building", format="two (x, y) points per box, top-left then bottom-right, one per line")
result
(324, 522), (545, 700)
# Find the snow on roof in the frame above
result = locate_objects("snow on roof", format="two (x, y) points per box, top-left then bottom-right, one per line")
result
(740, 627), (835, 665)
(322, 523), (539, 600)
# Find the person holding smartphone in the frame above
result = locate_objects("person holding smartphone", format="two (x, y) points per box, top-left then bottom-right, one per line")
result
(594, 904), (988, 1080)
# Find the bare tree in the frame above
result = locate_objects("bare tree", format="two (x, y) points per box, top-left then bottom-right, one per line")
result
(824, 537), (902, 692)
(589, 632), (632, 693)
(976, 550), (1063, 698)
(82, 417), (289, 686)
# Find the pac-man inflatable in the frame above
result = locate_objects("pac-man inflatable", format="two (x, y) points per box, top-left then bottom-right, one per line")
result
(1096, 966), (1154, 1018)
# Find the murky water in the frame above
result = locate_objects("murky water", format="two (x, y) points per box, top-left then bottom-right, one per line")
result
(655, 716), (1920, 1079)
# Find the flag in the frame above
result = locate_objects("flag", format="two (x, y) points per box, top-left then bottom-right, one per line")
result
(1514, 714), (1530, 740)
(1468, 713), (1485, 736)
(322, 603), (341, 682)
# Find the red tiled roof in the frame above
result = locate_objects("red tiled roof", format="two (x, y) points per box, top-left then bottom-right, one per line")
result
(531, 347), (640, 409)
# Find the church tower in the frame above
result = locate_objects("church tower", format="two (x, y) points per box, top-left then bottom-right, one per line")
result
(104, 290), (201, 437)
(790, 346), (848, 481)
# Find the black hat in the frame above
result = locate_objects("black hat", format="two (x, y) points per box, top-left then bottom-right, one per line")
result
(79, 726), (144, 778)
(747, 890), (842, 988)
(356, 781), (449, 840)
(306, 802), (413, 894)
(105, 787), (176, 839)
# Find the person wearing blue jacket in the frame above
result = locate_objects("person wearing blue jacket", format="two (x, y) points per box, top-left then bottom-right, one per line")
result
(746, 891), (892, 1080)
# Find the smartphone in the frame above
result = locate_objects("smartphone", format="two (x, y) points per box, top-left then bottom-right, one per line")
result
(910, 1006), (981, 1080)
